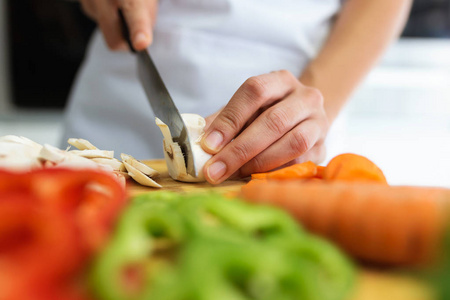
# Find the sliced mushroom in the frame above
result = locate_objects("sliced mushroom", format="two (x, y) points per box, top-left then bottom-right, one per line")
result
(115, 170), (131, 179)
(123, 161), (162, 188)
(67, 138), (98, 150)
(92, 157), (125, 172)
(0, 156), (42, 171)
(39, 144), (67, 164)
(120, 153), (159, 177)
(39, 144), (100, 169)
(156, 113), (212, 182)
(0, 135), (160, 188)
(0, 136), (43, 170)
(69, 149), (114, 159)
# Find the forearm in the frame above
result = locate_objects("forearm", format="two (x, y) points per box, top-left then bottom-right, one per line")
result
(300, 0), (412, 123)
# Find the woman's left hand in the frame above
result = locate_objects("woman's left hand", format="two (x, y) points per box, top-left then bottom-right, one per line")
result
(201, 70), (329, 184)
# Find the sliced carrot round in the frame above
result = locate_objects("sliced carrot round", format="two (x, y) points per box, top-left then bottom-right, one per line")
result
(323, 153), (388, 184)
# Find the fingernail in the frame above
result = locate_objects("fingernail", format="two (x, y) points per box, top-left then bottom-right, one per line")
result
(203, 131), (223, 151)
(207, 161), (227, 182)
(134, 32), (149, 48)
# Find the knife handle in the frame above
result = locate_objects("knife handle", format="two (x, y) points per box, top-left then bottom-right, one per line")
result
(118, 9), (136, 53)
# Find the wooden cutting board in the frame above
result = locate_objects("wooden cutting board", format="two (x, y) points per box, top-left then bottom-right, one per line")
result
(128, 160), (436, 300)
(129, 159), (247, 196)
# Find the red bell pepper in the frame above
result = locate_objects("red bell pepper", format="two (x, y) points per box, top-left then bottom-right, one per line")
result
(0, 168), (127, 300)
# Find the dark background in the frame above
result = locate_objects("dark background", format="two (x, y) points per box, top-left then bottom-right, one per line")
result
(6, 0), (450, 109)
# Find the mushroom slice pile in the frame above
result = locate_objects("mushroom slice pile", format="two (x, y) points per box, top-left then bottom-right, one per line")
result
(0, 135), (163, 188)
(0, 135), (43, 170)
(156, 113), (212, 182)
(67, 138), (161, 188)
(39, 144), (100, 169)
(66, 139), (122, 172)
(120, 153), (161, 188)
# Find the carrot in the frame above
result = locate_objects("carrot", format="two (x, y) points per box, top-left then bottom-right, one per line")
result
(241, 180), (449, 266)
(323, 153), (387, 184)
(251, 161), (318, 180)
(315, 166), (325, 179)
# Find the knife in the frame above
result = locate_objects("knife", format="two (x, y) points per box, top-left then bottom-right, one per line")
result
(118, 10), (196, 176)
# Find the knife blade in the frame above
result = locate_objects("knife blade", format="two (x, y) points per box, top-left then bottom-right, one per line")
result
(118, 10), (196, 176)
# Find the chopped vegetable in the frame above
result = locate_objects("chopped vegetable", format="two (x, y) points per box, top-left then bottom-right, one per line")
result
(250, 154), (386, 184)
(0, 168), (127, 300)
(251, 161), (318, 180)
(90, 191), (354, 300)
(241, 180), (450, 266)
(323, 153), (387, 184)
(0, 135), (162, 188)
(156, 114), (212, 182)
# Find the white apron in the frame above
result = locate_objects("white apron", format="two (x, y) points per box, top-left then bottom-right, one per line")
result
(61, 0), (342, 159)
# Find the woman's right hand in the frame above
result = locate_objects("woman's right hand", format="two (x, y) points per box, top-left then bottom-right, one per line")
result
(79, 0), (158, 51)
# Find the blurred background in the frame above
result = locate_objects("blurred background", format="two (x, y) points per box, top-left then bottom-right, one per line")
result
(0, 0), (449, 186)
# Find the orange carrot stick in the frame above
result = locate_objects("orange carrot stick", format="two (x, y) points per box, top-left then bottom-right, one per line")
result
(323, 153), (387, 184)
(241, 180), (449, 266)
(251, 161), (317, 180)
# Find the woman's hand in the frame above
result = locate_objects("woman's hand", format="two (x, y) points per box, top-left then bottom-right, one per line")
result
(201, 70), (329, 184)
(79, 0), (157, 50)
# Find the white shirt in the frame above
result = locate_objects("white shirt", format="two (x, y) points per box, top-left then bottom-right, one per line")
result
(61, 0), (342, 159)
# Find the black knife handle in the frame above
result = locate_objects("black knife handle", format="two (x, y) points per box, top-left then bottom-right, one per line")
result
(118, 9), (136, 53)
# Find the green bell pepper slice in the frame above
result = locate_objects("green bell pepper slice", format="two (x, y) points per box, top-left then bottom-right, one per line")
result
(89, 191), (354, 300)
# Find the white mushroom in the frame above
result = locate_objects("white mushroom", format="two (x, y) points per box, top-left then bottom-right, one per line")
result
(156, 113), (212, 182)
(39, 144), (100, 169)
(92, 157), (125, 172)
(39, 144), (68, 164)
(67, 138), (98, 150)
(0, 135), (43, 149)
(123, 161), (161, 188)
(0, 135), (161, 188)
(120, 153), (159, 177)
(69, 149), (114, 159)
(0, 135), (43, 170)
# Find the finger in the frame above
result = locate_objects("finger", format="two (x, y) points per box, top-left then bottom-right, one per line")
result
(79, 0), (97, 20)
(96, 0), (126, 50)
(238, 119), (324, 177)
(204, 108), (223, 131)
(227, 140), (326, 180)
(201, 70), (298, 154)
(119, 0), (156, 50)
(203, 89), (320, 184)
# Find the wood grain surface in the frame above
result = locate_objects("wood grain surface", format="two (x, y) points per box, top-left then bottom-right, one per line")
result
(127, 160), (435, 300)
(128, 160), (248, 196)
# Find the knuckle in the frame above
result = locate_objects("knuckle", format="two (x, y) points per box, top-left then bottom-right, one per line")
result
(290, 129), (311, 155)
(265, 108), (290, 136)
(305, 87), (324, 106)
(244, 76), (269, 102)
(231, 142), (252, 164)
(278, 69), (296, 82)
(218, 108), (244, 134)
(250, 156), (267, 173)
